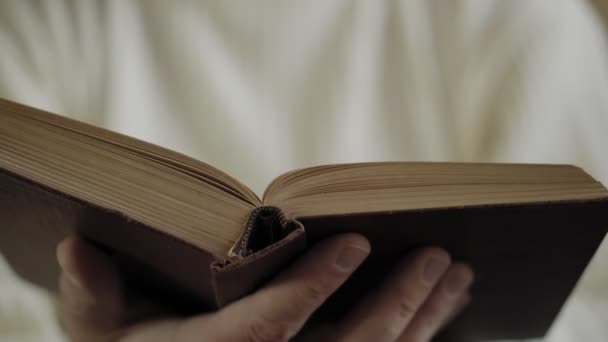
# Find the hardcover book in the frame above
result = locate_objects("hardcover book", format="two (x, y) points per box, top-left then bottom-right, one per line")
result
(1, 98), (607, 341)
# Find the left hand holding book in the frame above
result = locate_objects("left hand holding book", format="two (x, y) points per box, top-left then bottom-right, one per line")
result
(57, 233), (472, 342)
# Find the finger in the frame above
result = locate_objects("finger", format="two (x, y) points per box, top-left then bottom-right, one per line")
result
(205, 233), (370, 341)
(439, 290), (471, 329)
(57, 236), (124, 340)
(336, 248), (451, 342)
(398, 263), (474, 342)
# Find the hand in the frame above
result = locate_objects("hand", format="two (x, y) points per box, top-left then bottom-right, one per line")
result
(57, 234), (473, 341)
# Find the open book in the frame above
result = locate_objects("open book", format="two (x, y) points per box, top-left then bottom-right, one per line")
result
(1, 98), (607, 341)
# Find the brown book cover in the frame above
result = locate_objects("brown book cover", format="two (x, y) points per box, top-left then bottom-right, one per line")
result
(1, 98), (608, 341)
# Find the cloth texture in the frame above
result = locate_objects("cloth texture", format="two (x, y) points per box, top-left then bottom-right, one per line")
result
(0, 1), (607, 340)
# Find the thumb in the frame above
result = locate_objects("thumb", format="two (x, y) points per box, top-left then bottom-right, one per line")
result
(57, 236), (124, 341)
(212, 234), (370, 341)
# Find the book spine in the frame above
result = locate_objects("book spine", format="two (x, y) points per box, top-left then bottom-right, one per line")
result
(210, 207), (307, 307)
(228, 206), (300, 258)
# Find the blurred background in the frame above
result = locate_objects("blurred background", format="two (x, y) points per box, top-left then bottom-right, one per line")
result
(1, 1), (608, 341)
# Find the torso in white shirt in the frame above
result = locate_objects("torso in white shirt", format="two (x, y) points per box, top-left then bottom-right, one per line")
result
(1, 1), (608, 341)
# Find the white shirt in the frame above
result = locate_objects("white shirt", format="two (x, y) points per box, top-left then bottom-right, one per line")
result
(1, 1), (607, 341)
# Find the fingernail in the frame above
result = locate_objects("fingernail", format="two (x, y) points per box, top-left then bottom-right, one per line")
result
(57, 241), (82, 288)
(56, 241), (69, 269)
(445, 269), (473, 296)
(422, 257), (449, 285)
(335, 244), (370, 271)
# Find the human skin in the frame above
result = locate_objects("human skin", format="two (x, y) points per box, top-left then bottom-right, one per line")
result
(57, 233), (473, 341)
